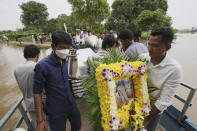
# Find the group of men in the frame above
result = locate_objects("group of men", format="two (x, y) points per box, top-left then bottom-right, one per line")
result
(31, 34), (44, 44)
(14, 26), (182, 131)
(72, 30), (92, 46)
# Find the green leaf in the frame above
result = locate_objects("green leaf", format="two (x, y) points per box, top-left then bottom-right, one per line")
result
(82, 48), (147, 130)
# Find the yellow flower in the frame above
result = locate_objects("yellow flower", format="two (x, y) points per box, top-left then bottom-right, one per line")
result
(96, 61), (150, 130)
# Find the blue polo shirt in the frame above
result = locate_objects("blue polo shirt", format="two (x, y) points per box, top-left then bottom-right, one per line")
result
(33, 53), (76, 115)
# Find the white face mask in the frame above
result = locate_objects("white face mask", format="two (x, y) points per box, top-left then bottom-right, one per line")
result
(55, 49), (69, 59)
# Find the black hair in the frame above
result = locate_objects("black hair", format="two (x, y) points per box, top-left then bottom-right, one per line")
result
(71, 33), (76, 37)
(52, 31), (72, 46)
(24, 45), (40, 59)
(118, 29), (133, 41)
(133, 30), (141, 38)
(102, 35), (117, 49)
(151, 27), (174, 45)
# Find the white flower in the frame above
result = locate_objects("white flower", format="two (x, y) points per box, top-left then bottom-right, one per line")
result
(144, 107), (151, 114)
(108, 81), (117, 116)
(121, 63), (134, 76)
(140, 76), (150, 110)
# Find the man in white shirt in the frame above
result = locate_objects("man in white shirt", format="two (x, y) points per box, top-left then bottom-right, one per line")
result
(141, 27), (182, 131)
(31, 34), (35, 44)
(75, 31), (81, 45)
(97, 32), (104, 49)
(14, 45), (40, 129)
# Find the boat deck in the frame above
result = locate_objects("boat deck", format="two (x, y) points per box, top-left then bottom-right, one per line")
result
(0, 48), (196, 131)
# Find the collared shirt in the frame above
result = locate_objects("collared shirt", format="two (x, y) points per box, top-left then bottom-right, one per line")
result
(33, 53), (76, 115)
(14, 61), (36, 111)
(75, 35), (81, 43)
(125, 42), (148, 57)
(140, 53), (182, 112)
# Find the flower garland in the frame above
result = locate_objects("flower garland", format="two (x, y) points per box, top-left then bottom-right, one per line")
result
(96, 61), (150, 131)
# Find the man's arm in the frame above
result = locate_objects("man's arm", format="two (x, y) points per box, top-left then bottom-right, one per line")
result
(154, 66), (182, 112)
(34, 94), (43, 121)
(67, 54), (78, 57)
(143, 106), (160, 127)
(144, 65), (182, 127)
(33, 64), (48, 131)
(34, 94), (48, 131)
(68, 75), (81, 80)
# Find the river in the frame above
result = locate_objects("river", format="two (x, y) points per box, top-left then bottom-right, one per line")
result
(0, 33), (196, 130)
(0, 45), (47, 130)
(168, 33), (197, 124)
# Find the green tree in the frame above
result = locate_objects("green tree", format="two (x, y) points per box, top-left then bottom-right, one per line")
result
(19, 1), (49, 31)
(56, 13), (86, 32)
(68, 0), (110, 33)
(43, 18), (58, 33)
(105, 0), (168, 32)
(134, 9), (172, 31)
(56, 14), (70, 31)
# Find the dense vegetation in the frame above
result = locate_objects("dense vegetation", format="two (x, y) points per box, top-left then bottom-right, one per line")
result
(0, 0), (176, 41)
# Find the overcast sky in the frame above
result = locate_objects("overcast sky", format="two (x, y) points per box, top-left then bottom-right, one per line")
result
(0, 0), (197, 31)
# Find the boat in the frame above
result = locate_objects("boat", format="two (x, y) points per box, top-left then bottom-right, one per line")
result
(0, 47), (196, 131)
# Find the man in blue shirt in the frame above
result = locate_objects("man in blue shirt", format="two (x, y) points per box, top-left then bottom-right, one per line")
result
(118, 29), (148, 58)
(33, 31), (81, 131)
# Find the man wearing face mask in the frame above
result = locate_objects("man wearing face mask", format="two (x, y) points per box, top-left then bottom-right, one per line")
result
(33, 31), (81, 131)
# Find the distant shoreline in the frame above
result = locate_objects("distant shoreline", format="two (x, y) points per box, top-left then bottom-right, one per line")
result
(0, 41), (51, 49)
(177, 31), (197, 34)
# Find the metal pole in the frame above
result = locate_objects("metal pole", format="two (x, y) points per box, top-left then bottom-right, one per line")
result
(18, 104), (35, 131)
(178, 88), (196, 122)
(0, 95), (23, 130)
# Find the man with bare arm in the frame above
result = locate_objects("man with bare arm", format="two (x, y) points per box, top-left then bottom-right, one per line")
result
(141, 27), (182, 131)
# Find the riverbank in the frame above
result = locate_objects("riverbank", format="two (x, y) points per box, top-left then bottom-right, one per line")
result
(0, 41), (51, 49)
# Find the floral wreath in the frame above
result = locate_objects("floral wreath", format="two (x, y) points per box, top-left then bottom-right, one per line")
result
(96, 60), (150, 131)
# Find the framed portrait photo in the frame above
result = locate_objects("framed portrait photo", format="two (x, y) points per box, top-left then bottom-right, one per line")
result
(115, 78), (134, 108)
(96, 61), (150, 130)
